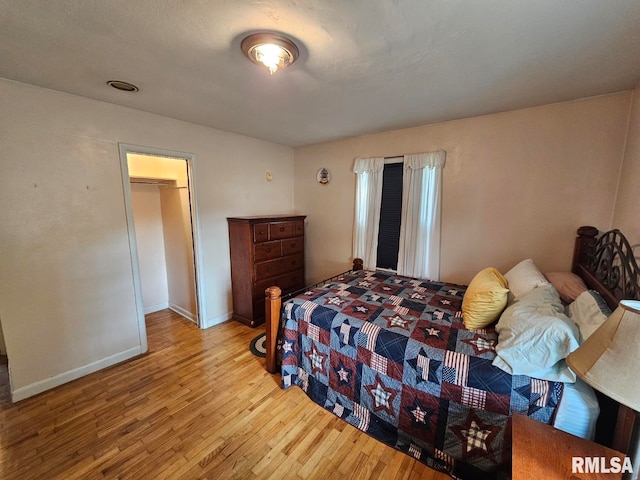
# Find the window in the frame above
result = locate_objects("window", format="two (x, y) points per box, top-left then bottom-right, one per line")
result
(352, 151), (446, 280)
(376, 162), (403, 270)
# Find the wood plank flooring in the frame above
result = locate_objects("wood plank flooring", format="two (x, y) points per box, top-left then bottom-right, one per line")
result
(0, 310), (450, 479)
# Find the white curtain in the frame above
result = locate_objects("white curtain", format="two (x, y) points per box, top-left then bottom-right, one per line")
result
(397, 150), (446, 280)
(352, 157), (384, 270)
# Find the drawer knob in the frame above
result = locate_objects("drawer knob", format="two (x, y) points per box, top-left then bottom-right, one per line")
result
(279, 227), (285, 232)
(265, 248), (271, 253)
(290, 242), (296, 247)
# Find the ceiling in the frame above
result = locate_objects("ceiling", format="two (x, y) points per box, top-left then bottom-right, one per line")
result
(2, 1), (640, 147)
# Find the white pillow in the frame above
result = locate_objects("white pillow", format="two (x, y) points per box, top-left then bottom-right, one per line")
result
(567, 290), (612, 343)
(493, 284), (580, 382)
(504, 258), (550, 299)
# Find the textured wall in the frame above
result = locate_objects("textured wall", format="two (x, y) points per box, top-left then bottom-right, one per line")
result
(613, 85), (640, 247)
(294, 92), (632, 285)
(0, 79), (294, 400)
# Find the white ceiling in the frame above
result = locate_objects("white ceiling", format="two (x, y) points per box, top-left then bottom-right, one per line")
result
(2, 0), (640, 147)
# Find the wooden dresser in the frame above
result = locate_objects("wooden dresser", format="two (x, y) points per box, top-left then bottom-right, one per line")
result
(227, 215), (306, 327)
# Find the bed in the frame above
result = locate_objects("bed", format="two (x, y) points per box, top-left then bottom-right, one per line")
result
(263, 226), (640, 478)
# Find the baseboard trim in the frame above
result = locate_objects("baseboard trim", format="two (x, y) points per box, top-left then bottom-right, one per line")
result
(144, 302), (169, 314)
(11, 345), (144, 403)
(201, 310), (233, 329)
(169, 303), (196, 323)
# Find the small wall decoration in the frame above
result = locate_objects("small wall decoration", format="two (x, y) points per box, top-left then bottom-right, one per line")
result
(316, 167), (331, 185)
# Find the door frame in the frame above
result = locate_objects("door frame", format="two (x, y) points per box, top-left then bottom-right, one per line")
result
(118, 143), (207, 342)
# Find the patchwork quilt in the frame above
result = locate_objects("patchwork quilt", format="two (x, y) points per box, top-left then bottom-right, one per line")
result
(281, 270), (563, 479)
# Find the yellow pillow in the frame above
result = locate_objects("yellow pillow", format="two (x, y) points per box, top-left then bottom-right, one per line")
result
(462, 267), (509, 329)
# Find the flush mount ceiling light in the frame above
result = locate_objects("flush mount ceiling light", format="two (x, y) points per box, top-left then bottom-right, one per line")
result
(241, 32), (299, 75)
(107, 80), (139, 92)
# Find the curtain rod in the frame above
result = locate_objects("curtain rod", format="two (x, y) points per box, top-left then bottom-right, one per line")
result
(384, 149), (445, 159)
(384, 155), (404, 164)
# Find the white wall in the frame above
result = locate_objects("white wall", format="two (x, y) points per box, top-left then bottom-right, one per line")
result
(0, 78), (294, 401)
(128, 153), (190, 182)
(294, 92), (632, 285)
(130, 184), (170, 313)
(160, 182), (197, 320)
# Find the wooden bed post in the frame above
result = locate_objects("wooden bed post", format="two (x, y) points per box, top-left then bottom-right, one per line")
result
(265, 286), (282, 374)
(572, 225), (598, 273)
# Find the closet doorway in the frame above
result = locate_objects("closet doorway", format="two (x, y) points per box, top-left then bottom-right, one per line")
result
(119, 144), (206, 342)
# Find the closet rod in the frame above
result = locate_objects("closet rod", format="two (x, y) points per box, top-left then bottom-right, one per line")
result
(129, 180), (187, 189)
(130, 180), (169, 186)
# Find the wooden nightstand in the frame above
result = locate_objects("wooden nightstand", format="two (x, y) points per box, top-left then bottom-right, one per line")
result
(512, 414), (627, 479)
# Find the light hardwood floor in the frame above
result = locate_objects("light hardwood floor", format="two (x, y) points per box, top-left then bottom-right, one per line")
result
(0, 310), (450, 480)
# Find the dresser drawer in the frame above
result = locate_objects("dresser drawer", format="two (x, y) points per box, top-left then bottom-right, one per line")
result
(254, 269), (305, 298)
(254, 240), (282, 262)
(282, 237), (304, 256)
(255, 253), (304, 281)
(253, 223), (270, 243)
(269, 221), (297, 240)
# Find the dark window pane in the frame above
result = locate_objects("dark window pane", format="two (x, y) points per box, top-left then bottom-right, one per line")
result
(376, 163), (403, 269)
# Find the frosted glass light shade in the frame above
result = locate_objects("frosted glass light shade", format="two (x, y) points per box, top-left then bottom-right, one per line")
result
(241, 33), (299, 75)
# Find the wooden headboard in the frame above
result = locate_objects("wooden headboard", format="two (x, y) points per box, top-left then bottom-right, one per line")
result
(572, 226), (640, 309)
(571, 225), (640, 454)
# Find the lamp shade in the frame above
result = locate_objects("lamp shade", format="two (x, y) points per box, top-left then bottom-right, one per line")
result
(567, 299), (640, 412)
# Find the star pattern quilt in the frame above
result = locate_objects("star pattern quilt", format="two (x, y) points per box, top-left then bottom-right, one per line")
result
(280, 270), (563, 479)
